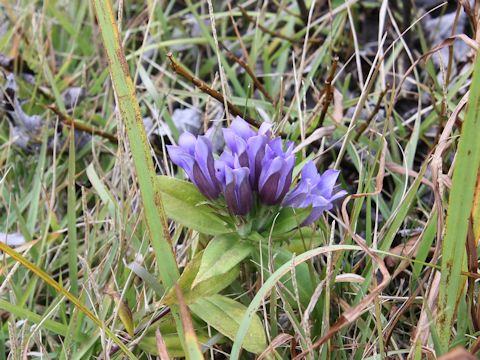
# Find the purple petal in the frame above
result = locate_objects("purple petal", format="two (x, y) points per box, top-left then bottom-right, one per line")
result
(259, 172), (281, 205)
(223, 128), (246, 153)
(329, 189), (348, 202)
(267, 138), (284, 156)
(167, 145), (195, 177)
(194, 137), (216, 183)
(259, 157), (285, 205)
(301, 161), (320, 180)
(215, 160), (227, 186)
(224, 168), (237, 212)
(178, 132), (197, 155)
(247, 135), (268, 188)
(258, 122), (272, 136)
(315, 169), (341, 198)
(192, 162), (221, 199)
(224, 167), (253, 215)
(220, 150), (235, 167)
(230, 116), (256, 140)
(259, 157), (283, 191)
(236, 168), (253, 215)
(301, 205), (332, 226)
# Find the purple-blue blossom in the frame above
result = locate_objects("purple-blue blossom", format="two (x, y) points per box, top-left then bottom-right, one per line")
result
(283, 161), (347, 225)
(224, 161), (253, 216)
(167, 116), (345, 223)
(167, 133), (222, 200)
(258, 138), (295, 205)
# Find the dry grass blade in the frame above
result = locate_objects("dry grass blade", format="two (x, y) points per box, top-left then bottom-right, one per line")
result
(0, 241), (137, 359)
(220, 43), (276, 105)
(155, 329), (171, 360)
(175, 284), (204, 359)
(257, 333), (293, 360)
(292, 197), (392, 359)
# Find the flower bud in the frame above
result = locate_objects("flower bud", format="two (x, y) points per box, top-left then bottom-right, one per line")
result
(258, 138), (295, 205)
(167, 133), (222, 200)
(224, 165), (253, 216)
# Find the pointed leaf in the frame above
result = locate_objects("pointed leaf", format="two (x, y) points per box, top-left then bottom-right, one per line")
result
(163, 250), (239, 305)
(192, 234), (252, 287)
(189, 294), (267, 354)
(156, 176), (231, 235)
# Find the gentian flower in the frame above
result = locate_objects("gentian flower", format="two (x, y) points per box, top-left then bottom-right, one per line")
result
(167, 116), (346, 227)
(223, 117), (272, 189)
(283, 161), (347, 225)
(258, 138), (295, 205)
(223, 158), (253, 216)
(167, 132), (222, 200)
(215, 151), (254, 216)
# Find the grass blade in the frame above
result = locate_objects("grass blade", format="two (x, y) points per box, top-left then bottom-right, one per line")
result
(91, 0), (180, 287)
(67, 127), (78, 296)
(0, 241), (137, 359)
(436, 53), (480, 353)
(90, 0), (200, 354)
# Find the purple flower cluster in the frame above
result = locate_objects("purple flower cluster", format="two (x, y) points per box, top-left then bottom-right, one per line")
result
(167, 117), (345, 225)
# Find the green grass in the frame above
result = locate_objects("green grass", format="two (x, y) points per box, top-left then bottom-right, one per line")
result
(1, 0), (479, 358)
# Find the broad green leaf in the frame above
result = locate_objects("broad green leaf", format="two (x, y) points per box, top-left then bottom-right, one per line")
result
(263, 207), (311, 236)
(164, 250), (239, 305)
(189, 294), (267, 354)
(156, 176), (231, 235)
(192, 234), (252, 287)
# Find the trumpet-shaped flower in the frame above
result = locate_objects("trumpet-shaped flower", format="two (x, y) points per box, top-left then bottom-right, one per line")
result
(223, 117), (272, 189)
(224, 162), (253, 216)
(258, 138), (295, 205)
(283, 161), (347, 225)
(167, 132), (222, 200)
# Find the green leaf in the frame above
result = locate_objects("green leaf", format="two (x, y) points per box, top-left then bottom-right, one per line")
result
(252, 245), (315, 309)
(189, 294), (267, 354)
(138, 333), (210, 357)
(192, 234), (252, 287)
(163, 250), (239, 305)
(156, 176), (231, 235)
(108, 292), (135, 337)
(263, 207), (312, 236)
(92, 0), (187, 354)
(436, 54), (480, 352)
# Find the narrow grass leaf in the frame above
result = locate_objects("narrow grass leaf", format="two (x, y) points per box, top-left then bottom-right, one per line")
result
(436, 53), (480, 353)
(91, 0), (192, 352)
(0, 299), (68, 336)
(0, 241), (137, 359)
(67, 128), (78, 296)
